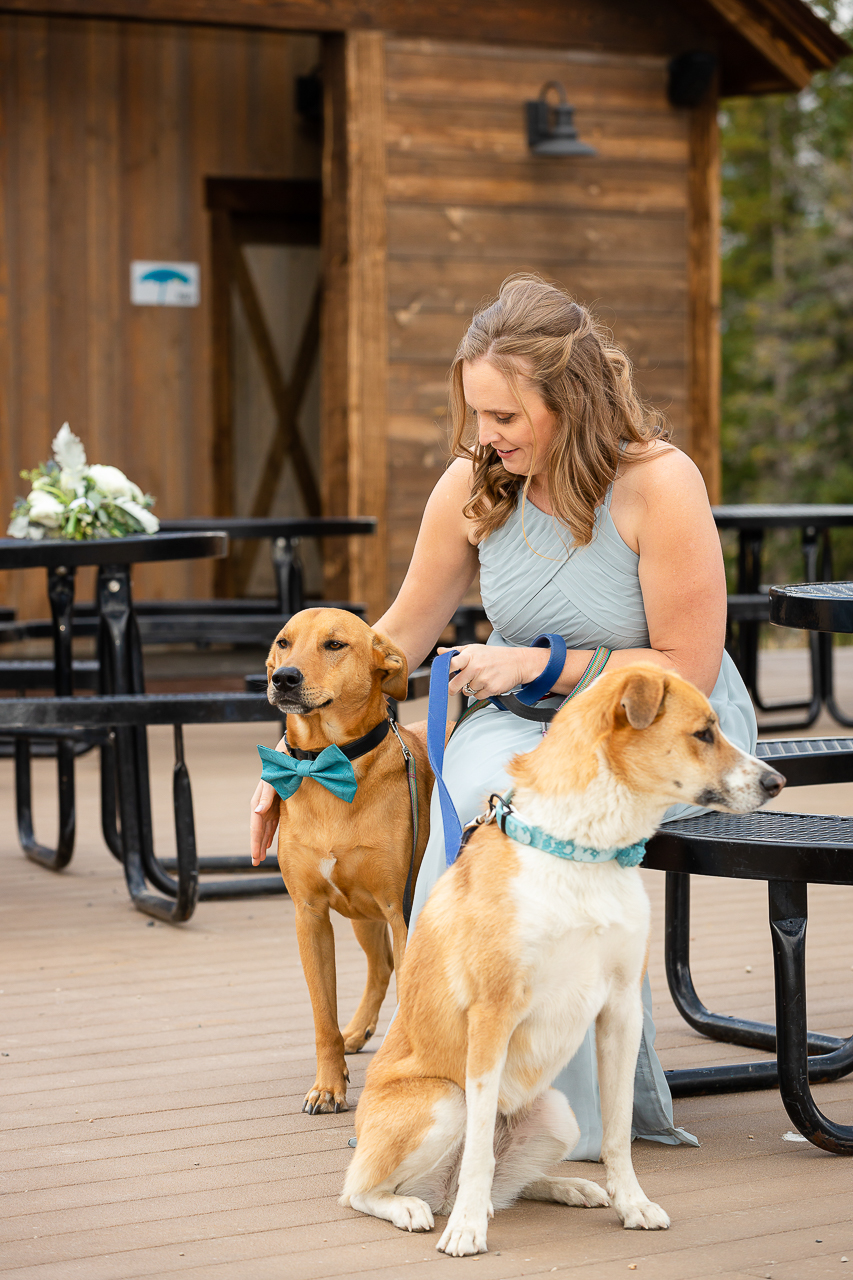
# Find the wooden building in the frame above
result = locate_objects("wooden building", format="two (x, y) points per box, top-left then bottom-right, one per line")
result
(0, 0), (847, 622)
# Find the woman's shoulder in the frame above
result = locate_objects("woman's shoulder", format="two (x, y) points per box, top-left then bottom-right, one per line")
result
(610, 442), (712, 550)
(617, 440), (707, 502)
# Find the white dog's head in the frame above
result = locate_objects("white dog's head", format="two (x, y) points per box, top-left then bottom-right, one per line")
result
(509, 663), (783, 816)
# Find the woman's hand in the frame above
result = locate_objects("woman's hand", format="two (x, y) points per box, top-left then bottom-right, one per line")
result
(440, 644), (549, 699)
(250, 778), (280, 865)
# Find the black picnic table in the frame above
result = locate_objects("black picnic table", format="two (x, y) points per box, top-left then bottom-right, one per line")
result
(712, 504), (853, 728)
(0, 531), (286, 921)
(645, 577), (853, 1154)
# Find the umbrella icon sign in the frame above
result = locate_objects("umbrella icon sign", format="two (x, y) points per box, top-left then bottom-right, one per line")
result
(140, 266), (191, 303)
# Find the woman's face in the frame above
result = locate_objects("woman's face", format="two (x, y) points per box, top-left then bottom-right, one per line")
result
(462, 358), (558, 478)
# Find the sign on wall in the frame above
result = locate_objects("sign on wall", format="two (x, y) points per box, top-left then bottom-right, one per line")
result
(130, 261), (200, 307)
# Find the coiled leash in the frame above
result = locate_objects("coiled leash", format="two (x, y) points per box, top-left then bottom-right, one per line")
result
(426, 639), (612, 867)
(259, 714), (420, 926)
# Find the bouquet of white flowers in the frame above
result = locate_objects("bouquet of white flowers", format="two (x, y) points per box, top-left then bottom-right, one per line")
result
(7, 425), (159, 541)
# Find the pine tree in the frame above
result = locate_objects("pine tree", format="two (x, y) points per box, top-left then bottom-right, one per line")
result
(721, 2), (853, 531)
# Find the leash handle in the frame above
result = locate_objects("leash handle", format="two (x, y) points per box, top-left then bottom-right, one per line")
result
(427, 649), (464, 867)
(514, 633), (568, 705)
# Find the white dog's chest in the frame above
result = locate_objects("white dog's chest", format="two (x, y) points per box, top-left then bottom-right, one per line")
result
(496, 848), (651, 1114)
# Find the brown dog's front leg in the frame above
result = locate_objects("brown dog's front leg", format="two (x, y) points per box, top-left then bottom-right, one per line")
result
(294, 902), (350, 1114)
(341, 920), (394, 1052)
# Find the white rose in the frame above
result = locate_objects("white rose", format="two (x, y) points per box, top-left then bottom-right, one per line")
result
(114, 496), (159, 534)
(87, 464), (138, 500)
(6, 511), (30, 539)
(27, 490), (66, 529)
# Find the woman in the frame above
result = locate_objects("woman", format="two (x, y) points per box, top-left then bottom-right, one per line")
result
(251, 274), (756, 1158)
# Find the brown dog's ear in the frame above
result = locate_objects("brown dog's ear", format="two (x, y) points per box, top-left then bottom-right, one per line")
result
(618, 667), (667, 730)
(372, 632), (409, 700)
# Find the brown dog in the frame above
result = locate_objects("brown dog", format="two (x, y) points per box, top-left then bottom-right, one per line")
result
(263, 608), (432, 1115)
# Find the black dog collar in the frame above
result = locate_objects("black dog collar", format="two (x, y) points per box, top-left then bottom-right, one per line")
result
(285, 718), (390, 762)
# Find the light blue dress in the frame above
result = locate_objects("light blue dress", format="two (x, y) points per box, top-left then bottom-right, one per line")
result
(408, 490), (757, 1160)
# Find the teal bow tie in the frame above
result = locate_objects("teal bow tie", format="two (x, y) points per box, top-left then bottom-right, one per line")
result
(258, 743), (358, 804)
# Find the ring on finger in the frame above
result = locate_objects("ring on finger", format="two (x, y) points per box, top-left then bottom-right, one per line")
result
(462, 683), (478, 698)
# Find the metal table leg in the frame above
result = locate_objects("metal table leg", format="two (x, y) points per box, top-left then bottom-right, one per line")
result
(272, 536), (304, 614)
(97, 565), (284, 921)
(17, 565), (77, 869)
(769, 880), (853, 1153)
(737, 526), (821, 727)
(663, 872), (853, 1118)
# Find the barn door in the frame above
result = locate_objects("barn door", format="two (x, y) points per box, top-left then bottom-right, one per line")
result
(207, 178), (322, 597)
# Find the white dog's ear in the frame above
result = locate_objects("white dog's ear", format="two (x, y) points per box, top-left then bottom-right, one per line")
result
(371, 632), (409, 700)
(618, 667), (667, 730)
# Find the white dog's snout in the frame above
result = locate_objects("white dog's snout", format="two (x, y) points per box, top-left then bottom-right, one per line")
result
(708, 749), (786, 813)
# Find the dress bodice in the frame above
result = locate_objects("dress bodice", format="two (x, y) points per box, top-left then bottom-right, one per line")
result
(478, 490), (649, 651)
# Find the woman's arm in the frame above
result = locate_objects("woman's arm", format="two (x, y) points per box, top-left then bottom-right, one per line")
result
(444, 449), (727, 699)
(373, 458), (480, 667)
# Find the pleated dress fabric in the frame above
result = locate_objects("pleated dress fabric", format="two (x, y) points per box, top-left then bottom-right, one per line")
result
(407, 491), (758, 1160)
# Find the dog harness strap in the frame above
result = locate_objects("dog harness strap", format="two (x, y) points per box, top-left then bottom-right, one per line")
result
(401, 751), (419, 926)
(285, 718), (390, 762)
(388, 716), (420, 927)
(427, 649), (465, 867)
(563, 645), (611, 703)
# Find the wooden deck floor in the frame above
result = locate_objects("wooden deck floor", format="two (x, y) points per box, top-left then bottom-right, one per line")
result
(3, 649), (853, 1279)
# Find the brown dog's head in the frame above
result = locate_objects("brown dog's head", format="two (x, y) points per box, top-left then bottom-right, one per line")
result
(265, 608), (408, 720)
(510, 663), (784, 816)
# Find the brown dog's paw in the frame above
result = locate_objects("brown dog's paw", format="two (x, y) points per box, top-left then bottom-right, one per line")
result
(341, 1022), (374, 1054)
(303, 1084), (349, 1115)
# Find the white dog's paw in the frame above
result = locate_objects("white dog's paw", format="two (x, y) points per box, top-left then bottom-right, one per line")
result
(523, 1175), (610, 1208)
(390, 1196), (435, 1233)
(437, 1206), (489, 1256)
(557, 1177), (611, 1208)
(616, 1197), (670, 1231)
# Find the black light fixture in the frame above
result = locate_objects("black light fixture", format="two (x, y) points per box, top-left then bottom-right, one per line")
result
(526, 81), (597, 157)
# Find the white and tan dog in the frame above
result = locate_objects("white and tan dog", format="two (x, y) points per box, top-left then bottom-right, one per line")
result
(341, 664), (784, 1255)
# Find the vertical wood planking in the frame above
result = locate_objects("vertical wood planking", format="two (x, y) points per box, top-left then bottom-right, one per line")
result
(346, 31), (388, 619)
(687, 80), (721, 503)
(382, 38), (692, 601)
(0, 17), (318, 617)
(319, 31), (389, 618)
(10, 18), (52, 617)
(320, 34), (351, 602)
(0, 20), (15, 611)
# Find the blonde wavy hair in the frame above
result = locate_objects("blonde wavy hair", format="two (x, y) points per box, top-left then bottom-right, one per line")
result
(450, 274), (670, 546)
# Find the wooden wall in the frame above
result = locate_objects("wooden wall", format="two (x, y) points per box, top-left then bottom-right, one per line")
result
(0, 15), (320, 619)
(382, 38), (691, 602)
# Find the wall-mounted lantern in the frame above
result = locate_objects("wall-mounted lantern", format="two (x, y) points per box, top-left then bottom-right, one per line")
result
(526, 81), (597, 157)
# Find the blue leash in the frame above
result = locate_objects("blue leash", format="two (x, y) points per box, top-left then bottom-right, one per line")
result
(427, 637), (567, 867)
(426, 649), (464, 868)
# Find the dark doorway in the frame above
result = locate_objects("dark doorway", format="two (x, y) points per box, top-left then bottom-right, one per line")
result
(206, 177), (322, 597)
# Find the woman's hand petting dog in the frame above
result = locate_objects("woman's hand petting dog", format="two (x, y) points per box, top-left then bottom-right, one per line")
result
(440, 643), (549, 699)
(250, 774), (281, 866)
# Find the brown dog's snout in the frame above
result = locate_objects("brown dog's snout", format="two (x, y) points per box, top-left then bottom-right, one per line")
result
(271, 666), (304, 692)
(759, 767), (785, 799)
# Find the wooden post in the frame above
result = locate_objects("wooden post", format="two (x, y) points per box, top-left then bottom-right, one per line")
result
(687, 79), (721, 503)
(321, 30), (388, 621)
(210, 207), (235, 595)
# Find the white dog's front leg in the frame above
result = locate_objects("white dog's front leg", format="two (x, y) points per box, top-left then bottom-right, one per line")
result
(437, 1008), (510, 1257)
(596, 983), (670, 1232)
